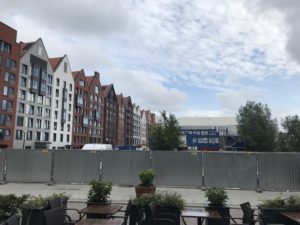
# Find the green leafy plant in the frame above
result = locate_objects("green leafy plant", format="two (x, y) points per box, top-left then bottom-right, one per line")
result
(139, 168), (156, 187)
(133, 193), (156, 207)
(87, 180), (112, 203)
(205, 187), (228, 206)
(259, 195), (300, 209)
(0, 194), (28, 219)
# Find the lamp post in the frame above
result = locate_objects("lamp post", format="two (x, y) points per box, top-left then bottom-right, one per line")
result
(22, 130), (26, 149)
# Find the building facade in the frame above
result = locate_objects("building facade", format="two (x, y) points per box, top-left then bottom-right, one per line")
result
(0, 22), (20, 148)
(49, 55), (74, 149)
(116, 94), (125, 146)
(72, 70), (89, 149)
(133, 104), (141, 146)
(140, 110), (147, 146)
(14, 39), (53, 149)
(124, 96), (133, 146)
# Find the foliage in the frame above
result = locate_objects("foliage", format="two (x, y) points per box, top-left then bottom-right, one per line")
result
(259, 195), (300, 209)
(237, 101), (278, 151)
(277, 115), (300, 152)
(0, 194), (28, 218)
(205, 187), (228, 206)
(139, 168), (156, 187)
(87, 180), (112, 202)
(149, 111), (182, 150)
(133, 191), (186, 210)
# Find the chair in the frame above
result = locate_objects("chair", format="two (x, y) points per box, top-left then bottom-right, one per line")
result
(43, 207), (70, 225)
(144, 202), (176, 225)
(4, 215), (19, 225)
(111, 200), (132, 225)
(259, 213), (284, 225)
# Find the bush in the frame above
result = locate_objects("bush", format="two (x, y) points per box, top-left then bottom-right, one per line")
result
(259, 195), (300, 209)
(205, 187), (228, 206)
(0, 194), (28, 218)
(87, 180), (112, 203)
(139, 168), (156, 187)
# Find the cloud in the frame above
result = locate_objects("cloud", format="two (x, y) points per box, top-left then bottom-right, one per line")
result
(102, 69), (187, 112)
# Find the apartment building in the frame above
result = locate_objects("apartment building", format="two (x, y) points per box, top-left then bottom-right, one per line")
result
(86, 72), (103, 144)
(140, 110), (147, 146)
(14, 38), (53, 149)
(102, 84), (117, 145)
(49, 55), (74, 149)
(133, 104), (141, 146)
(116, 94), (125, 146)
(124, 96), (133, 146)
(144, 110), (156, 146)
(72, 69), (89, 149)
(0, 22), (20, 148)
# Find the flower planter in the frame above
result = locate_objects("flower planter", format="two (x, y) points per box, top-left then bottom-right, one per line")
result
(156, 205), (181, 225)
(21, 207), (49, 225)
(86, 201), (112, 219)
(259, 207), (300, 224)
(135, 185), (156, 198)
(205, 205), (230, 225)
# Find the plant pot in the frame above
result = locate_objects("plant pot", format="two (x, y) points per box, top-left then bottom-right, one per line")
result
(258, 207), (299, 224)
(129, 203), (144, 225)
(135, 185), (156, 197)
(86, 201), (112, 219)
(205, 205), (230, 225)
(21, 207), (48, 225)
(156, 206), (181, 225)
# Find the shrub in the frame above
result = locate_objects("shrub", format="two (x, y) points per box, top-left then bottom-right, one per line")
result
(205, 187), (228, 206)
(259, 195), (300, 209)
(139, 168), (156, 187)
(87, 180), (112, 203)
(0, 194), (28, 218)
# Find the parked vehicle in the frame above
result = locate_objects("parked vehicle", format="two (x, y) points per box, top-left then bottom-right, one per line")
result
(82, 144), (113, 151)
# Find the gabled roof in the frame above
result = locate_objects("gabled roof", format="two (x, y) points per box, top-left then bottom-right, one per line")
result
(49, 57), (63, 71)
(86, 76), (93, 86)
(20, 41), (35, 57)
(102, 84), (113, 97)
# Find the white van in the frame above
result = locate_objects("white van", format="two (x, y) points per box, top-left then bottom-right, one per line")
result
(82, 144), (113, 151)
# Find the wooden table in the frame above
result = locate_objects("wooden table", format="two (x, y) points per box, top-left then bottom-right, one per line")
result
(79, 204), (122, 219)
(280, 211), (300, 224)
(181, 208), (221, 225)
(76, 218), (123, 225)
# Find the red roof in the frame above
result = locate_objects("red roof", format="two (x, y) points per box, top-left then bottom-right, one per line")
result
(49, 57), (63, 71)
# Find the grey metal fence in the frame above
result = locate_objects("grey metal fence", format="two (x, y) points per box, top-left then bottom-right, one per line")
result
(102, 151), (151, 185)
(203, 152), (257, 189)
(258, 153), (300, 191)
(53, 150), (101, 184)
(6, 150), (52, 182)
(152, 151), (202, 187)
(1, 150), (300, 191)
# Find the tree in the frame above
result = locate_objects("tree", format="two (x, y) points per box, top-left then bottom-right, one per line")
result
(237, 101), (278, 151)
(277, 115), (300, 152)
(149, 111), (181, 150)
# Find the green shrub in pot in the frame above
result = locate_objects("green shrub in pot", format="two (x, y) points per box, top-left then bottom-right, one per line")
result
(205, 187), (228, 206)
(87, 180), (112, 203)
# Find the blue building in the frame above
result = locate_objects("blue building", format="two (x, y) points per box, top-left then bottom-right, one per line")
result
(181, 129), (220, 150)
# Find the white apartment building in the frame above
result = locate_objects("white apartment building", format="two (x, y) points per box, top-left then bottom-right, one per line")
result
(133, 104), (141, 146)
(49, 55), (74, 149)
(140, 110), (147, 146)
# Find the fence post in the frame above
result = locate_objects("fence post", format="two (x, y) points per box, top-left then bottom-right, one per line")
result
(99, 150), (103, 181)
(201, 151), (206, 190)
(47, 150), (55, 185)
(149, 150), (153, 169)
(255, 152), (262, 193)
(1, 149), (7, 184)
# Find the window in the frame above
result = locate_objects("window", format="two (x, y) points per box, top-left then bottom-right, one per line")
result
(67, 124), (70, 132)
(45, 109), (50, 118)
(36, 132), (41, 141)
(15, 130), (23, 140)
(95, 86), (99, 94)
(69, 94), (72, 101)
(37, 96), (43, 104)
(5, 58), (10, 68)
(27, 118), (33, 128)
(0, 115), (5, 125)
(56, 78), (60, 86)
(28, 93), (35, 102)
(79, 80), (85, 87)
(44, 132), (49, 141)
(1, 100), (7, 111)
(68, 104), (71, 111)
(53, 133), (56, 141)
(45, 120), (50, 129)
(20, 77), (27, 87)
(4, 72), (9, 82)
(32, 65), (39, 77)
(45, 97), (51, 106)
(4, 129), (10, 139)
(54, 122), (57, 130)
(11, 60), (16, 68)
(55, 100), (59, 108)
(19, 90), (26, 100)
(68, 114), (71, 122)
(40, 83), (46, 92)
(47, 74), (53, 84)
(3, 86), (8, 96)
(22, 64), (28, 74)
(69, 84), (72, 91)
(27, 131), (32, 140)
(36, 119), (42, 129)
(37, 107), (42, 116)
(8, 87), (14, 96)
(198, 138), (208, 143)
(17, 116), (24, 126)
(18, 103), (25, 113)
(63, 62), (68, 73)
(67, 135), (70, 142)
(56, 89), (59, 97)
(30, 80), (38, 89)
(28, 105), (34, 115)
(54, 111), (58, 119)
(60, 134), (63, 142)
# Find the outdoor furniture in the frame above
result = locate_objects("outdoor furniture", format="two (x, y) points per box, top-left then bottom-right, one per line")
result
(144, 202), (177, 225)
(79, 204), (122, 220)
(43, 207), (72, 225)
(75, 218), (123, 225)
(4, 215), (19, 225)
(259, 212), (284, 225)
(181, 207), (221, 225)
(110, 200), (132, 225)
(280, 211), (300, 225)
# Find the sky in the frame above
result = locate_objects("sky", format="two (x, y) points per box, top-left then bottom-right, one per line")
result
(1, 0), (300, 122)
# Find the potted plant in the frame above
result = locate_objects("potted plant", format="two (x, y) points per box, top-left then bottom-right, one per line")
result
(0, 194), (28, 223)
(205, 187), (229, 225)
(87, 180), (112, 205)
(258, 195), (300, 224)
(135, 168), (156, 197)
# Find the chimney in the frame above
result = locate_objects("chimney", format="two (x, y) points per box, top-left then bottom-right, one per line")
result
(94, 71), (100, 79)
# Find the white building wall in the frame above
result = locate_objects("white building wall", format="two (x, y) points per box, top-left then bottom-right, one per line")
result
(133, 105), (141, 146)
(140, 111), (147, 145)
(49, 56), (74, 149)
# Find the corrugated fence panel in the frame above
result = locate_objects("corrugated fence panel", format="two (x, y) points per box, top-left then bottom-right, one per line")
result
(102, 151), (150, 185)
(204, 152), (257, 189)
(258, 153), (300, 191)
(0, 150), (5, 181)
(152, 151), (202, 187)
(6, 150), (51, 182)
(53, 150), (101, 184)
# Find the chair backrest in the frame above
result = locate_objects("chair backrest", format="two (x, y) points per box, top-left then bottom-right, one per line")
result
(43, 207), (65, 225)
(5, 215), (19, 225)
(48, 198), (63, 209)
(123, 200), (132, 225)
(145, 202), (156, 222)
(240, 202), (254, 225)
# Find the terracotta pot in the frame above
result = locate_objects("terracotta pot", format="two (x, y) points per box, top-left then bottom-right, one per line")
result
(135, 185), (156, 197)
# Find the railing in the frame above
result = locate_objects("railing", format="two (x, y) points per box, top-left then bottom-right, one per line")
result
(0, 149), (299, 191)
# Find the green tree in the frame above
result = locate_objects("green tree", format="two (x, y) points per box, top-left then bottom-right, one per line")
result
(149, 111), (181, 150)
(277, 115), (300, 152)
(237, 101), (278, 151)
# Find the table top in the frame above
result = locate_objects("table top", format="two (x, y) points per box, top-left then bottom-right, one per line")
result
(76, 219), (123, 225)
(79, 204), (122, 215)
(280, 211), (300, 223)
(181, 208), (221, 219)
